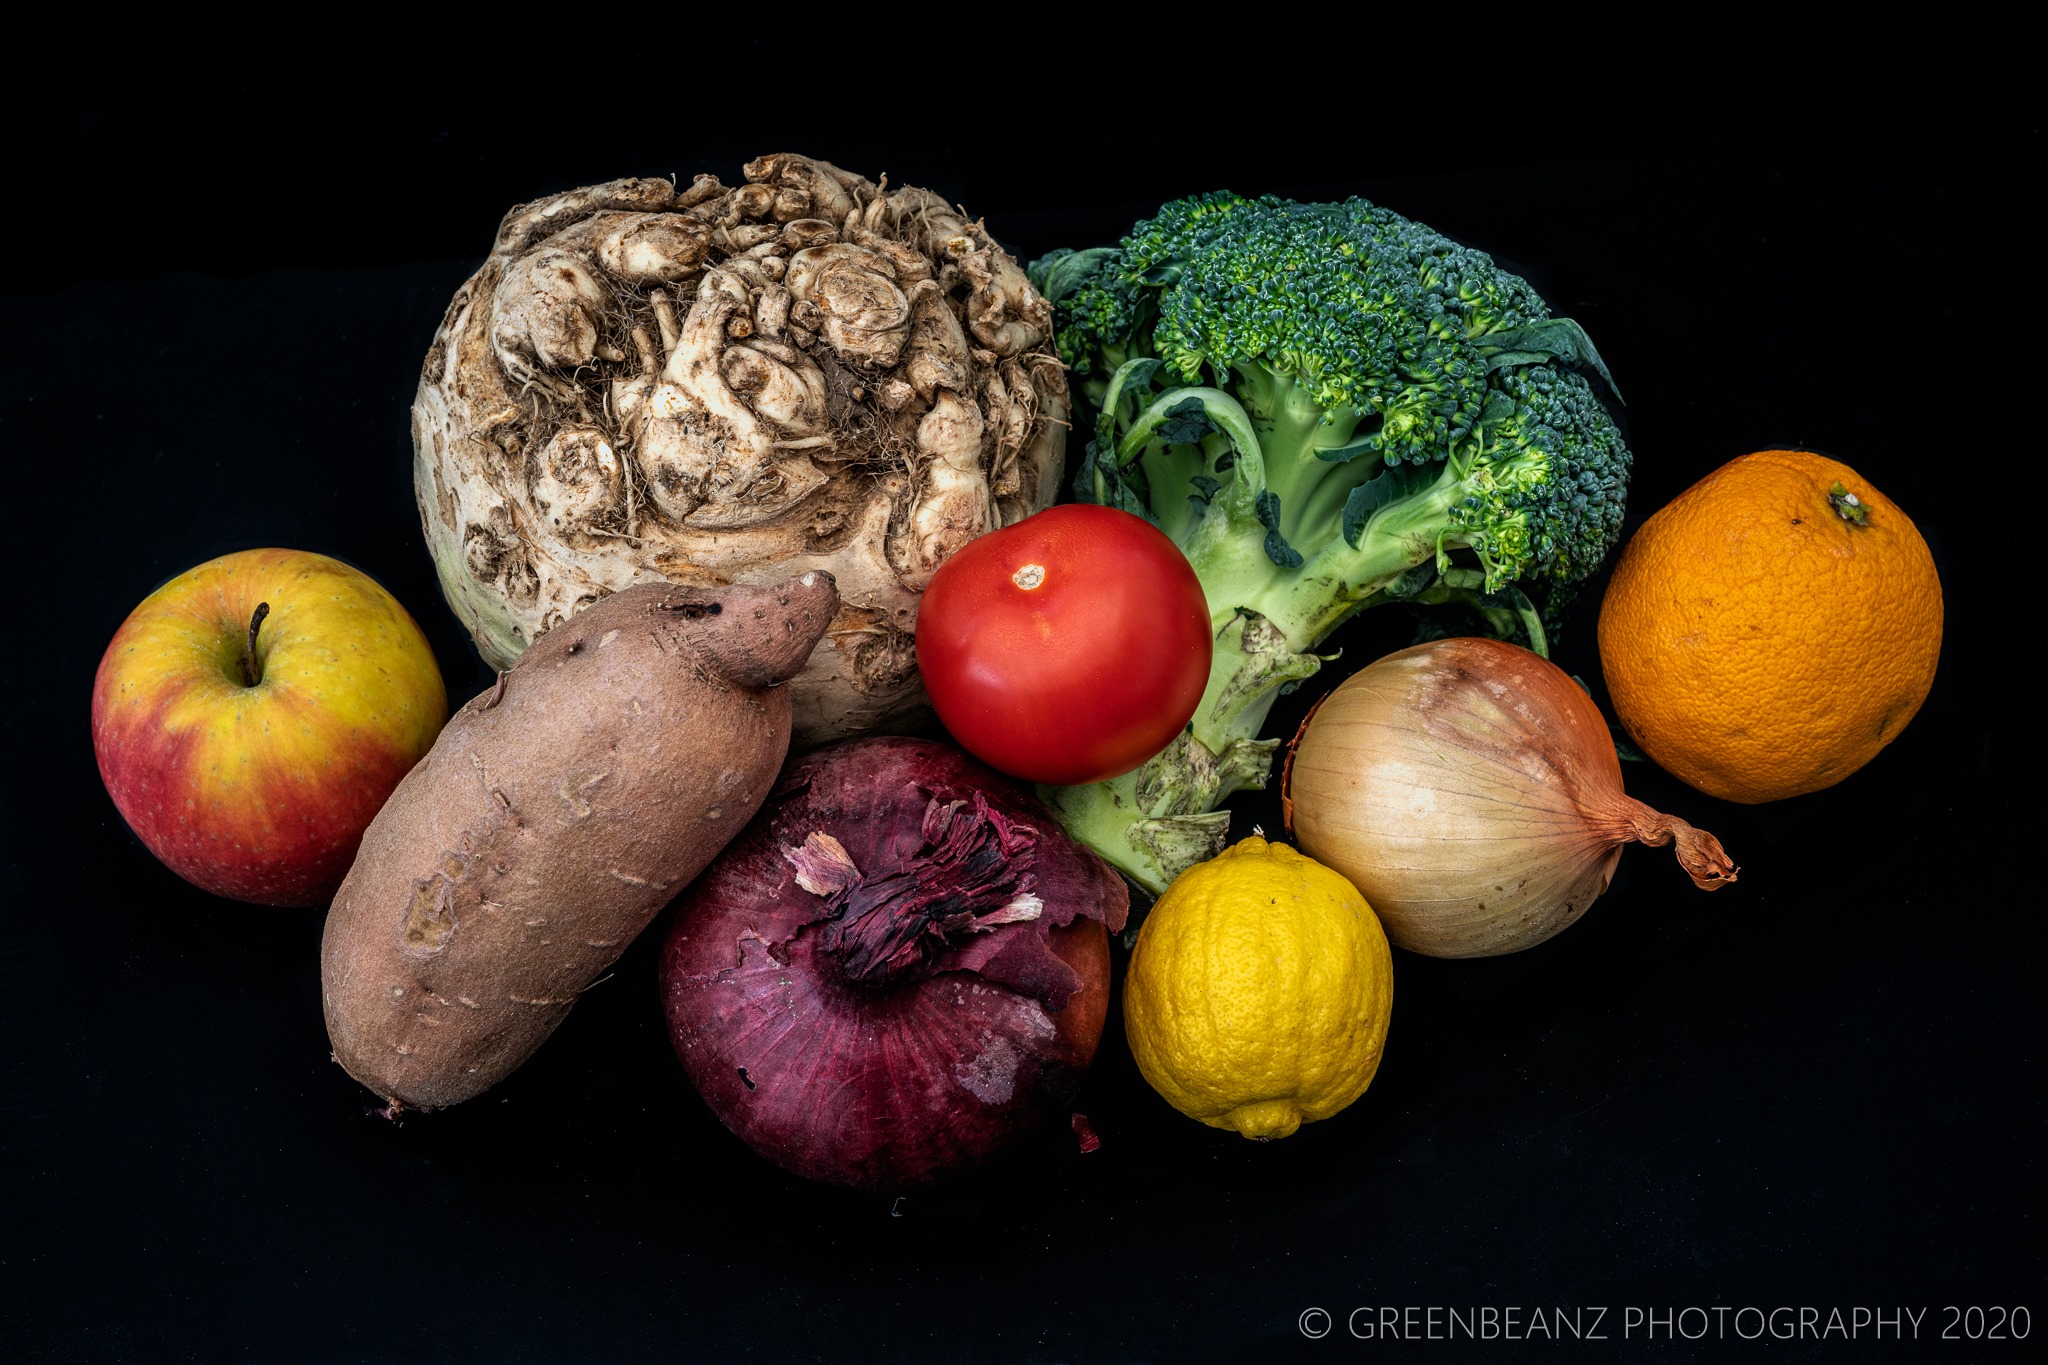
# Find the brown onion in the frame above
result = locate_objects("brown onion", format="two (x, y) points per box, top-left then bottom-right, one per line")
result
(1286, 638), (1735, 958)
(660, 738), (1127, 1190)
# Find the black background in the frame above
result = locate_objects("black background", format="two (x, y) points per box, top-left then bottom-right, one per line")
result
(4, 72), (2037, 1363)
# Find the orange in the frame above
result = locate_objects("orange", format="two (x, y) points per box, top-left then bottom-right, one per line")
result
(1596, 450), (1942, 803)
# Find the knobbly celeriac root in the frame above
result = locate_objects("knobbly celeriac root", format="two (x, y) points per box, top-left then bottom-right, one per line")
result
(414, 155), (1069, 747)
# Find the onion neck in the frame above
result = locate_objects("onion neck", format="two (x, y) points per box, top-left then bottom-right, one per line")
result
(1612, 796), (1740, 890)
(796, 794), (1044, 989)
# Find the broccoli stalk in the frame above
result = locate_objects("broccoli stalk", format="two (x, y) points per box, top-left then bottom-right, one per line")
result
(1028, 193), (1632, 893)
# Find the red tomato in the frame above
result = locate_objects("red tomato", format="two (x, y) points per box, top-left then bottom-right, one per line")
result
(916, 504), (1213, 786)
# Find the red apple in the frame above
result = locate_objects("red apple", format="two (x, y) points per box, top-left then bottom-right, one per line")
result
(91, 548), (448, 907)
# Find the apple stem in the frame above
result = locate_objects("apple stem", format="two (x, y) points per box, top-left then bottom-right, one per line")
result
(241, 602), (271, 687)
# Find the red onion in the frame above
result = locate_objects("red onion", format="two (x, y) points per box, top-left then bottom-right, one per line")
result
(660, 737), (1128, 1190)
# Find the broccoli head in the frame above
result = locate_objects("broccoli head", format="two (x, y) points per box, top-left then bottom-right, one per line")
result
(1027, 191), (1633, 891)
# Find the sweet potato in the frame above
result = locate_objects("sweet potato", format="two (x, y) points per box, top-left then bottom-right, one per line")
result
(321, 572), (838, 1109)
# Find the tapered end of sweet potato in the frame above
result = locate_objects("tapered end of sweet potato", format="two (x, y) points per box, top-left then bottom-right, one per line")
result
(658, 572), (839, 690)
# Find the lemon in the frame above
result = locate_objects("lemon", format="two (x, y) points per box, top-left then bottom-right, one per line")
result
(1122, 835), (1393, 1139)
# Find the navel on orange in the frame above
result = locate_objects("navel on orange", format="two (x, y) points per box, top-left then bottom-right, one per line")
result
(1596, 450), (1941, 804)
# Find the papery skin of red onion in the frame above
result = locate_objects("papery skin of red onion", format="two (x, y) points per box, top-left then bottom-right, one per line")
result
(660, 737), (1128, 1190)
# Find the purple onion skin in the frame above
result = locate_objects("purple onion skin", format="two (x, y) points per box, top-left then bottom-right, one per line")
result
(661, 738), (1126, 1191)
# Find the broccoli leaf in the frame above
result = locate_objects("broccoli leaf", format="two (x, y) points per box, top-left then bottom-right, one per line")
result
(1075, 436), (1155, 522)
(1311, 414), (1385, 464)
(1254, 489), (1305, 568)
(1154, 396), (1217, 446)
(1027, 246), (1120, 303)
(1476, 319), (1621, 401)
(1313, 436), (1378, 463)
(1381, 564), (1440, 599)
(1264, 532), (1305, 569)
(1475, 389), (1519, 430)
(1095, 358), (1164, 448)
(1341, 461), (1440, 547)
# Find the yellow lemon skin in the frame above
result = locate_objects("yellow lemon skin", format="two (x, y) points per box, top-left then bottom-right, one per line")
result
(1122, 836), (1393, 1139)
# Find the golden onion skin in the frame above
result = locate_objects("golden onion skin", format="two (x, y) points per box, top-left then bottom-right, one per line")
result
(1290, 638), (1734, 958)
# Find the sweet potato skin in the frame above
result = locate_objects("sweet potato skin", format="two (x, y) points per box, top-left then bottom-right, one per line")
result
(321, 574), (837, 1109)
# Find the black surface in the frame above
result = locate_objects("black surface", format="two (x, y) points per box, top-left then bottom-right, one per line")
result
(5, 87), (2037, 1363)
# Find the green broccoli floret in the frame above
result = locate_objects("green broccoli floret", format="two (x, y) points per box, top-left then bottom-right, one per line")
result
(1026, 192), (1632, 892)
